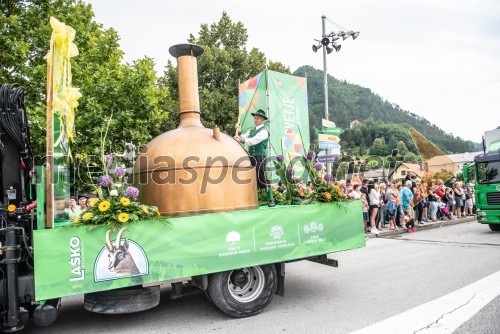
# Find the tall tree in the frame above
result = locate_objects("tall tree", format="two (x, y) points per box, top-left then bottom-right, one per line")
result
(161, 11), (290, 133)
(1, 0), (173, 189)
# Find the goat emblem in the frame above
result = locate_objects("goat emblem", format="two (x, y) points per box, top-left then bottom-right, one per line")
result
(105, 228), (140, 275)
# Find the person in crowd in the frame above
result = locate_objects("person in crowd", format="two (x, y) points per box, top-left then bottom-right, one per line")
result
(401, 180), (414, 224)
(428, 185), (438, 222)
(445, 187), (455, 219)
(349, 183), (362, 200)
(435, 181), (446, 199)
(368, 182), (381, 235)
(78, 196), (87, 210)
(385, 182), (397, 230)
(277, 180), (286, 193)
(465, 183), (474, 216)
(437, 196), (452, 220)
(453, 182), (464, 218)
(420, 182), (429, 222)
(378, 182), (387, 229)
(360, 179), (369, 198)
(306, 181), (314, 194)
(395, 184), (404, 228)
(413, 182), (424, 226)
(66, 196), (82, 220)
(360, 193), (369, 233)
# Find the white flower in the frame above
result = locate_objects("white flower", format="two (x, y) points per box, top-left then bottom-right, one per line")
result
(115, 183), (123, 188)
(109, 189), (118, 197)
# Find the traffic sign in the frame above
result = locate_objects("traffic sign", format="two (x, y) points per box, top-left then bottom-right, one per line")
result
(318, 134), (341, 143)
(318, 142), (340, 149)
(322, 119), (336, 128)
(318, 154), (339, 163)
(320, 127), (344, 136)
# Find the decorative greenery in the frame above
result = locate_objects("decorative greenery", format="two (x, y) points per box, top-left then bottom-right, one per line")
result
(72, 118), (162, 230)
(267, 128), (347, 206)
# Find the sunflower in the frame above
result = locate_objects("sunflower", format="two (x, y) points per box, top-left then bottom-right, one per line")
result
(89, 197), (99, 207)
(98, 201), (111, 212)
(117, 213), (129, 223)
(141, 205), (149, 214)
(73, 216), (80, 223)
(82, 212), (93, 221)
(120, 197), (131, 206)
(324, 192), (332, 201)
(155, 208), (160, 216)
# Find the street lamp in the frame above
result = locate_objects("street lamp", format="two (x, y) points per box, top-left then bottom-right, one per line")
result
(312, 15), (359, 176)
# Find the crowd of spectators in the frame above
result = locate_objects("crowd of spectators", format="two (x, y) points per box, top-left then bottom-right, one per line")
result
(282, 173), (475, 236)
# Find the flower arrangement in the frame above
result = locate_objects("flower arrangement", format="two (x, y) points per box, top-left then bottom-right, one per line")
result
(73, 153), (161, 230)
(269, 127), (347, 206)
(73, 115), (162, 230)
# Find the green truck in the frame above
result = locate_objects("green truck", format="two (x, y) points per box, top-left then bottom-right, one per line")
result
(464, 128), (500, 231)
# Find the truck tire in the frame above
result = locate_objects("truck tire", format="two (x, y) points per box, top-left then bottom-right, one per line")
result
(84, 286), (160, 314)
(489, 224), (500, 231)
(207, 265), (277, 318)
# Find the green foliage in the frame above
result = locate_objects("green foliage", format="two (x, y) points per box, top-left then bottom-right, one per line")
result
(1, 0), (174, 190)
(396, 140), (409, 156)
(160, 11), (290, 134)
(294, 66), (476, 154)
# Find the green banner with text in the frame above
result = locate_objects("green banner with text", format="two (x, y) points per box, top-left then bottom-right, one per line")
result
(34, 201), (364, 301)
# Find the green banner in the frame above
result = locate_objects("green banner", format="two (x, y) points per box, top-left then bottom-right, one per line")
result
(238, 70), (310, 179)
(33, 201), (364, 301)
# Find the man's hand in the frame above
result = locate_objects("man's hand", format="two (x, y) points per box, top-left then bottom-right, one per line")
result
(234, 135), (241, 142)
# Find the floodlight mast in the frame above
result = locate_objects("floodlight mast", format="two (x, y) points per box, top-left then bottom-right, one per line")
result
(321, 15), (332, 175)
(313, 15), (359, 177)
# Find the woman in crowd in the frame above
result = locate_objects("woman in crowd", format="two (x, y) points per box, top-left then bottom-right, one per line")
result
(368, 182), (381, 235)
(378, 182), (387, 229)
(385, 182), (398, 230)
(453, 182), (464, 219)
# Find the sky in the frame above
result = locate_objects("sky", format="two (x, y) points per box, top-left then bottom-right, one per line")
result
(87, 0), (500, 143)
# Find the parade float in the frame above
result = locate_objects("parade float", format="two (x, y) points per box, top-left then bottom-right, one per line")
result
(0, 18), (364, 331)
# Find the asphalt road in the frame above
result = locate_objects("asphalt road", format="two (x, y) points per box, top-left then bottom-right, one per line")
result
(22, 220), (500, 333)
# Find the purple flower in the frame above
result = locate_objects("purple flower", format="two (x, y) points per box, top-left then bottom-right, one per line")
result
(115, 166), (126, 177)
(324, 173), (333, 182)
(100, 175), (111, 187)
(277, 154), (284, 163)
(306, 150), (316, 160)
(125, 186), (139, 198)
(294, 177), (302, 184)
(287, 168), (295, 176)
(104, 154), (113, 167)
(314, 162), (324, 171)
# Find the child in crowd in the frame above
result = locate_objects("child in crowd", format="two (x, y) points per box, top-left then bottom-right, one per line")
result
(361, 193), (369, 233)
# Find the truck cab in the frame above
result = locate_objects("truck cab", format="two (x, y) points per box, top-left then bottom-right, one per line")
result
(464, 128), (500, 231)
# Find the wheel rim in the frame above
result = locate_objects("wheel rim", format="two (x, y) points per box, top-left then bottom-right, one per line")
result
(227, 266), (265, 303)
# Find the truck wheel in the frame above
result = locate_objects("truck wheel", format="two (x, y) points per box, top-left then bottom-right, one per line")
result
(207, 265), (277, 318)
(84, 286), (160, 314)
(489, 224), (500, 231)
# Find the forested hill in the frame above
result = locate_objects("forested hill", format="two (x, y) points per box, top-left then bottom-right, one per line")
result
(294, 65), (476, 155)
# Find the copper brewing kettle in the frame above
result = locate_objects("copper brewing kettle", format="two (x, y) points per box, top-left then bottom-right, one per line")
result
(133, 44), (258, 216)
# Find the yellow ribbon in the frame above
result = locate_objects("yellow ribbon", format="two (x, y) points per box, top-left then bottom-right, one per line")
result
(45, 17), (81, 151)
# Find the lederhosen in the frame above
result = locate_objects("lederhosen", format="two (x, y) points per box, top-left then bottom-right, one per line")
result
(248, 127), (269, 190)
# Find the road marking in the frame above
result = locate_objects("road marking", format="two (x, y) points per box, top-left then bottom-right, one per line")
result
(352, 270), (500, 334)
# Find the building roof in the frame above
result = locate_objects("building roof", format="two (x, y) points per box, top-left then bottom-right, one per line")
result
(426, 152), (482, 166)
(388, 162), (426, 179)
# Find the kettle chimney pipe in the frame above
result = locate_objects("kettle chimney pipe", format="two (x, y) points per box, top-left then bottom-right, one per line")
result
(168, 44), (204, 127)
